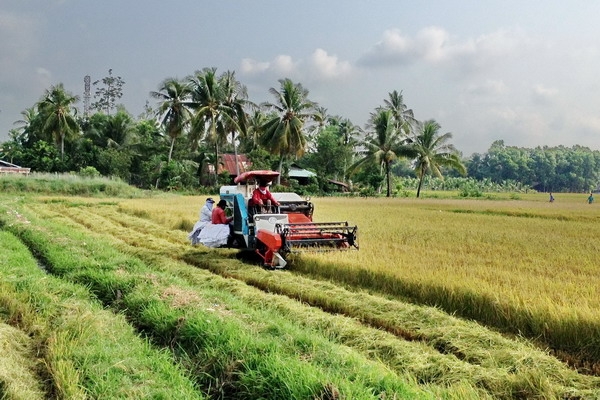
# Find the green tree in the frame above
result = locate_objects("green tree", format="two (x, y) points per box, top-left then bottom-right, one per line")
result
(151, 78), (193, 162)
(221, 70), (250, 176)
(37, 83), (80, 160)
(331, 117), (361, 182)
(350, 109), (410, 197)
(189, 68), (229, 176)
(412, 119), (466, 198)
(260, 78), (316, 184)
(103, 107), (138, 149)
(382, 89), (415, 135)
(92, 69), (125, 115)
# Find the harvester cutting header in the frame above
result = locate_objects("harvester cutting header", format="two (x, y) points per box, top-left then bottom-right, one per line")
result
(194, 170), (358, 268)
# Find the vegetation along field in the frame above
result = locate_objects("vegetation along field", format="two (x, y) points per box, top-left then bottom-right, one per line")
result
(2, 182), (600, 398)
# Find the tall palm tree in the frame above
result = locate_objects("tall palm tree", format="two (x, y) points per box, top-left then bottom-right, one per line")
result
(336, 118), (361, 182)
(383, 90), (415, 136)
(349, 109), (412, 197)
(37, 83), (80, 159)
(150, 78), (193, 162)
(260, 78), (316, 184)
(221, 70), (250, 176)
(412, 119), (466, 198)
(240, 108), (267, 152)
(189, 68), (230, 174)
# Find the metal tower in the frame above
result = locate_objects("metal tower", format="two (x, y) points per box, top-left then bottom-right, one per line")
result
(83, 75), (91, 118)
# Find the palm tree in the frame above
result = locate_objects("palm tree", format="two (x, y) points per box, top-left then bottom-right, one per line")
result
(37, 83), (80, 160)
(150, 78), (193, 162)
(240, 108), (267, 152)
(336, 118), (361, 182)
(383, 89), (416, 136)
(104, 108), (138, 149)
(13, 107), (37, 134)
(260, 78), (316, 184)
(221, 70), (250, 176)
(349, 109), (412, 197)
(412, 119), (466, 198)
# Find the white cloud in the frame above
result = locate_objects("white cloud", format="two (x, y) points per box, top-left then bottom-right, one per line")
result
(358, 28), (416, 66)
(309, 48), (353, 80)
(531, 84), (558, 105)
(239, 54), (297, 78)
(358, 26), (525, 77)
(271, 55), (296, 75)
(240, 58), (269, 74)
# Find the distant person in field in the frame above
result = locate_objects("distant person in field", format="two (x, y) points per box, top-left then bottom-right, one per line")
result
(549, 193), (555, 202)
(252, 180), (280, 212)
(212, 199), (233, 224)
(588, 192), (594, 204)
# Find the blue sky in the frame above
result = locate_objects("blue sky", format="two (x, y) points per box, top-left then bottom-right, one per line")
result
(2, 0), (600, 156)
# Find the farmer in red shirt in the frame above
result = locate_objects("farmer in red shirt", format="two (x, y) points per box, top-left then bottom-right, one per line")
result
(212, 199), (233, 224)
(251, 180), (280, 210)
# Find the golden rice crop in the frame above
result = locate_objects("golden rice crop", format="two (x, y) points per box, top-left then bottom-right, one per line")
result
(115, 192), (600, 319)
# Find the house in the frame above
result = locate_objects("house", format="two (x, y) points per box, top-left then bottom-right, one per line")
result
(0, 160), (30, 175)
(202, 154), (251, 185)
(288, 163), (316, 185)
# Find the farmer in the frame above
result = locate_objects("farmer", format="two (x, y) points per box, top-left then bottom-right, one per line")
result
(212, 199), (233, 224)
(588, 192), (594, 204)
(251, 179), (279, 212)
(549, 193), (554, 202)
(188, 197), (215, 245)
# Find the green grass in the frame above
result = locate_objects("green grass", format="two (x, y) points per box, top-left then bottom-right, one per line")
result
(0, 173), (146, 197)
(0, 230), (203, 400)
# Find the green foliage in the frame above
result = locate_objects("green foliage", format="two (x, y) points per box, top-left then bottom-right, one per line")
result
(4, 72), (600, 195)
(78, 166), (100, 178)
(91, 69), (125, 115)
(0, 173), (143, 197)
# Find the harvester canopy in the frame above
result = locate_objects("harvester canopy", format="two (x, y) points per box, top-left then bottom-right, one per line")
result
(234, 170), (280, 184)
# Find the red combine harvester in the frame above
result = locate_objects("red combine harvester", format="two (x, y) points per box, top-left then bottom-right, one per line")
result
(215, 170), (358, 268)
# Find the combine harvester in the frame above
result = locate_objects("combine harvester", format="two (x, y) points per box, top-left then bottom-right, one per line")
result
(217, 170), (358, 268)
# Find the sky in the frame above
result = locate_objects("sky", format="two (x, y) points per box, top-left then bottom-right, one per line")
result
(2, 0), (600, 157)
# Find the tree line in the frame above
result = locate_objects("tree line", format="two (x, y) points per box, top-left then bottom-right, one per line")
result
(0, 68), (598, 195)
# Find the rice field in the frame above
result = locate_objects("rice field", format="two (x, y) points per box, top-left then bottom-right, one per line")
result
(2, 187), (600, 399)
(115, 192), (600, 367)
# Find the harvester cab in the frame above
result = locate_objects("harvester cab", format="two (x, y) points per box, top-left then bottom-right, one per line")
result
(218, 170), (358, 268)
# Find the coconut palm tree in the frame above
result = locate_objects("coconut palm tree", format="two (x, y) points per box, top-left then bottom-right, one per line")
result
(383, 89), (416, 136)
(221, 70), (250, 176)
(349, 109), (412, 197)
(37, 83), (80, 160)
(104, 108), (138, 149)
(412, 119), (466, 198)
(336, 118), (361, 182)
(188, 68), (231, 174)
(13, 107), (37, 134)
(150, 78), (193, 162)
(260, 78), (316, 184)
